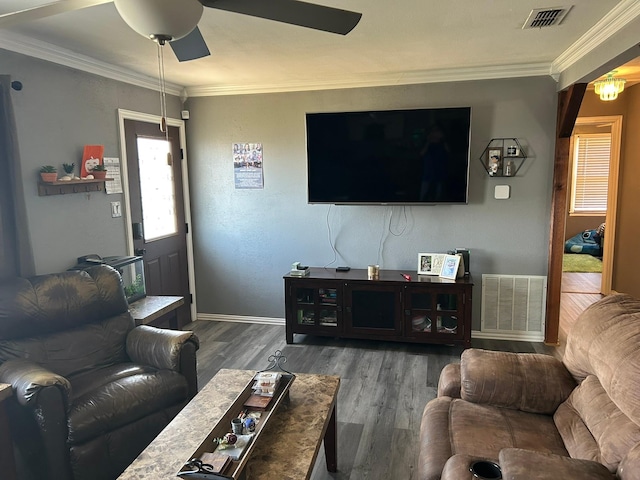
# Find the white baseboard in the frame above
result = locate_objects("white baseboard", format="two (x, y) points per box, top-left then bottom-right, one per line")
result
(196, 317), (543, 342)
(471, 330), (544, 343)
(197, 313), (285, 326)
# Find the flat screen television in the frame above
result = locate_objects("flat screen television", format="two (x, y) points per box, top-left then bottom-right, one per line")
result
(306, 106), (471, 204)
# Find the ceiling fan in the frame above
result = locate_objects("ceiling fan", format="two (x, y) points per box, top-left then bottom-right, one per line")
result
(0, 0), (363, 62)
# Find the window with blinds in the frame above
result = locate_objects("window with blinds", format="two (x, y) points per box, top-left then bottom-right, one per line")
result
(570, 133), (611, 214)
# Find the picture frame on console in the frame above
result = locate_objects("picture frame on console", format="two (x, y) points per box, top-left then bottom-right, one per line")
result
(440, 254), (461, 280)
(418, 253), (445, 276)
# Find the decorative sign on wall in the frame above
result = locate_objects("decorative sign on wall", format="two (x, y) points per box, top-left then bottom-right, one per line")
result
(80, 144), (104, 178)
(233, 143), (264, 189)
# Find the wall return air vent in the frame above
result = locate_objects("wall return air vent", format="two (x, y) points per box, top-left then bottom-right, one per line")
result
(522, 6), (572, 29)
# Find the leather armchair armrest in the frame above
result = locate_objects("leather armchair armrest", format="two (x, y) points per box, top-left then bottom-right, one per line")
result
(0, 358), (70, 407)
(499, 448), (615, 479)
(126, 325), (199, 372)
(438, 363), (461, 398)
(460, 349), (576, 414)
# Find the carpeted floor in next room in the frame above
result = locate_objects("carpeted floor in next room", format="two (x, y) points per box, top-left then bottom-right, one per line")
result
(183, 320), (553, 480)
(562, 253), (603, 273)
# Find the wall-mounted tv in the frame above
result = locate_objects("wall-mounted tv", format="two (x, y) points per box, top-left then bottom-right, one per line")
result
(306, 106), (471, 204)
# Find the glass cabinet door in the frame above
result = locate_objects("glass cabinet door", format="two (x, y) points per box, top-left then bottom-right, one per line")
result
(435, 293), (458, 335)
(345, 285), (402, 335)
(405, 287), (463, 339)
(407, 291), (433, 333)
(292, 285), (340, 329)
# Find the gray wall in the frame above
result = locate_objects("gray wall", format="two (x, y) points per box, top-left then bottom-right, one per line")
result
(186, 76), (559, 327)
(1, 49), (181, 274)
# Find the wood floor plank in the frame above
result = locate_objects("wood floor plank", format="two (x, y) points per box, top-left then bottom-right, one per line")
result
(182, 321), (567, 480)
(310, 422), (363, 480)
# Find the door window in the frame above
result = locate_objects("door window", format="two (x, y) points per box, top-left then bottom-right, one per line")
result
(137, 136), (178, 241)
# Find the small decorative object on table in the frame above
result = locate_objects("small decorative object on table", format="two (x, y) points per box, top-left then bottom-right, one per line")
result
(290, 261), (310, 277)
(177, 351), (295, 480)
(367, 264), (379, 280)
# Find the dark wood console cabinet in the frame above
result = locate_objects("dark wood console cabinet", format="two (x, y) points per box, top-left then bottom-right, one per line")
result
(284, 268), (473, 347)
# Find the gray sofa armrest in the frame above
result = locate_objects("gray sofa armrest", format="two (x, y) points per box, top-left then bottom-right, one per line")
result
(437, 363), (461, 398)
(126, 325), (199, 372)
(461, 349), (576, 414)
(0, 358), (71, 407)
(499, 448), (615, 479)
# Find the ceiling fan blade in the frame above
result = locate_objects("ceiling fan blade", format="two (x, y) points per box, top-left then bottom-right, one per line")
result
(201, 0), (361, 35)
(0, 0), (112, 28)
(169, 26), (211, 62)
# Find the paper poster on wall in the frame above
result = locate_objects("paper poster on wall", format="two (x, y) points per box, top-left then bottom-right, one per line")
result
(233, 143), (263, 189)
(103, 157), (123, 194)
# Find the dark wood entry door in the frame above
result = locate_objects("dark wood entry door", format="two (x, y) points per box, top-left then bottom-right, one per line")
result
(124, 119), (191, 327)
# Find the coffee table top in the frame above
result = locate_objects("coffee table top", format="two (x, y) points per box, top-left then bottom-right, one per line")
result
(118, 369), (340, 479)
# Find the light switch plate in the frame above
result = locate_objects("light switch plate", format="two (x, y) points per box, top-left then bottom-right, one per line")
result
(494, 185), (510, 200)
(111, 201), (122, 218)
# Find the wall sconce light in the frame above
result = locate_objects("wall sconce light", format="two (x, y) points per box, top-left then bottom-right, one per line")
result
(594, 72), (626, 101)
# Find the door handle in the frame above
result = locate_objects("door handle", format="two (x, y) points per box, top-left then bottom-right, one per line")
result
(135, 248), (146, 256)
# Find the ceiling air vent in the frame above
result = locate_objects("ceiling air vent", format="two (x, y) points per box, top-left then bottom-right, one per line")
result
(522, 6), (572, 29)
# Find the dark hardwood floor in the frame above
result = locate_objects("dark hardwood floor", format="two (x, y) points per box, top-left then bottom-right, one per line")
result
(183, 320), (555, 480)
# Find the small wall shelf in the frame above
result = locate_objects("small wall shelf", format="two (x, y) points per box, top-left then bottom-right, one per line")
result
(480, 138), (526, 177)
(38, 178), (112, 196)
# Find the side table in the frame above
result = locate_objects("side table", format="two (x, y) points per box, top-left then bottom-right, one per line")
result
(0, 383), (17, 480)
(129, 296), (184, 329)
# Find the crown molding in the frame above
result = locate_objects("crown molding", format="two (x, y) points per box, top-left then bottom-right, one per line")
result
(0, 31), (183, 96)
(551, 0), (640, 75)
(186, 62), (552, 97)
(0, 31), (553, 98)
(1, 2), (637, 99)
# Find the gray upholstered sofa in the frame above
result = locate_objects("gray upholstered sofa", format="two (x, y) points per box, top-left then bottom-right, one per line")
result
(0, 265), (199, 480)
(419, 293), (640, 480)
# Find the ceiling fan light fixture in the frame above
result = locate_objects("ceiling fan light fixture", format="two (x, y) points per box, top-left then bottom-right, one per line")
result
(113, 0), (203, 42)
(594, 72), (626, 101)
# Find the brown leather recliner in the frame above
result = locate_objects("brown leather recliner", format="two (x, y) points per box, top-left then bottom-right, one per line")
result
(0, 265), (199, 480)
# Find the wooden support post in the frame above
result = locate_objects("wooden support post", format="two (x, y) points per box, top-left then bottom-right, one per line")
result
(545, 83), (587, 345)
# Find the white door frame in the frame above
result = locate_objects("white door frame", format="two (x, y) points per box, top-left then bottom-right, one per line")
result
(572, 115), (623, 294)
(117, 108), (197, 320)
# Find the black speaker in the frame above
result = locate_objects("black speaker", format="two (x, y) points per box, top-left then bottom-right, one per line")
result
(455, 248), (470, 276)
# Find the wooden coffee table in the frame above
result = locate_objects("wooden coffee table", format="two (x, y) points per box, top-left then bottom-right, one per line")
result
(118, 369), (339, 479)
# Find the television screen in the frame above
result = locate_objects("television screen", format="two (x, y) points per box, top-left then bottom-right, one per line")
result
(306, 107), (471, 204)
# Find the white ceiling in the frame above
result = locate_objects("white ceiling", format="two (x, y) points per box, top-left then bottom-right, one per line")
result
(1, 0), (639, 97)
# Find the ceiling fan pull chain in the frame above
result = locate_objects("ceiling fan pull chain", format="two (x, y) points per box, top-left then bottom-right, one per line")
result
(157, 42), (167, 133)
(156, 41), (172, 166)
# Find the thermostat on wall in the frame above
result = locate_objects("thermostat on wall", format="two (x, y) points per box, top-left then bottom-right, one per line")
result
(494, 185), (510, 200)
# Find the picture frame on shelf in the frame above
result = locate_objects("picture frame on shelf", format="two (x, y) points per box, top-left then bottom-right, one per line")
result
(418, 253), (446, 276)
(439, 254), (461, 280)
(80, 144), (105, 178)
(505, 144), (520, 157)
(486, 147), (502, 176)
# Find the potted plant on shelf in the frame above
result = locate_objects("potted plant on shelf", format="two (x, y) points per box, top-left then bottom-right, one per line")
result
(91, 164), (108, 180)
(39, 165), (58, 182)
